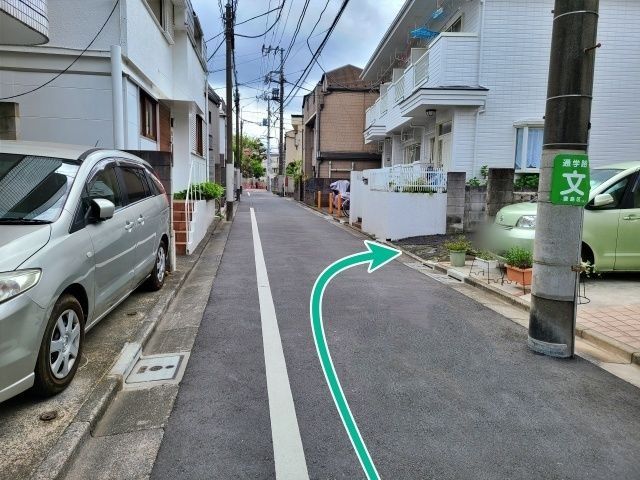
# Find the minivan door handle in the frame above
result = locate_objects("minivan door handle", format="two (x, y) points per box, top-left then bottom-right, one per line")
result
(623, 214), (640, 221)
(124, 220), (134, 231)
(137, 215), (145, 225)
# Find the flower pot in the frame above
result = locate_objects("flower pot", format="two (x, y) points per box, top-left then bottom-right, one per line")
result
(449, 250), (467, 267)
(475, 257), (498, 270)
(506, 264), (532, 286)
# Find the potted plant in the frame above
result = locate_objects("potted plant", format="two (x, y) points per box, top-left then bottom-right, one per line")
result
(504, 246), (533, 285)
(443, 236), (472, 267)
(475, 250), (498, 270)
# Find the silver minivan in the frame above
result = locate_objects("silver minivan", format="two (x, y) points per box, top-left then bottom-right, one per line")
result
(0, 142), (170, 402)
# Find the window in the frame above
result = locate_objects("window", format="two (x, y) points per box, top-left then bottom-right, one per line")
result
(88, 165), (123, 208)
(631, 175), (640, 209)
(439, 121), (452, 136)
(147, 0), (164, 27)
(403, 144), (420, 164)
(514, 126), (543, 171)
(140, 90), (157, 141)
(145, 168), (166, 196)
(119, 167), (149, 204)
(446, 17), (462, 33)
(196, 115), (204, 156)
(0, 154), (79, 223)
(598, 177), (629, 209)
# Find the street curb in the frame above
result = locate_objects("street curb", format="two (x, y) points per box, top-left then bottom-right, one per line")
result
(577, 328), (636, 363)
(30, 422), (90, 480)
(29, 218), (226, 480)
(293, 200), (640, 367)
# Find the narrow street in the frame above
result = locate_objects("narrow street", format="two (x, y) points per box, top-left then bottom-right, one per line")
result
(144, 191), (640, 479)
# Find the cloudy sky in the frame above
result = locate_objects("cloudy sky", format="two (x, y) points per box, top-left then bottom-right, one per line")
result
(191, 0), (405, 149)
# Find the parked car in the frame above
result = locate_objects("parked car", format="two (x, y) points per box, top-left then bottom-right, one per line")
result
(0, 142), (170, 403)
(489, 162), (640, 271)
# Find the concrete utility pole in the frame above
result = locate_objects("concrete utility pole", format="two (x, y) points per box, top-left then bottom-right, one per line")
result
(235, 86), (240, 200)
(224, 2), (234, 220)
(278, 47), (285, 177)
(266, 97), (271, 188)
(528, 0), (600, 358)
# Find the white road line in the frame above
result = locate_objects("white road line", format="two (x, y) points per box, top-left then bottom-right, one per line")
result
(250, 207), (310, 480)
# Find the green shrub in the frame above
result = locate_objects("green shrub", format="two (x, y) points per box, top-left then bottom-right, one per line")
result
(173, 182), (224, 201)
(514, 173), (539, 191)
(475, 250), (497, 261)
(504, 246), (533, 269)
(443, 236), (472, 253)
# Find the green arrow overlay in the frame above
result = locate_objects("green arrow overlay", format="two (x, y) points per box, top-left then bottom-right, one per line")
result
(310, 240), (401, 480)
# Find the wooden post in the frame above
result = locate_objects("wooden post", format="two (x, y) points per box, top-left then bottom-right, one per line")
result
(337, 194), (342, 217)
(329, 193), (334, 214)
(317, 191), (321, 209)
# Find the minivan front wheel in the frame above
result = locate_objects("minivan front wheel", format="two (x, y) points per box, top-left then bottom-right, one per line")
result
(33, 295), (85, 397)
(145, 242), (167, 291)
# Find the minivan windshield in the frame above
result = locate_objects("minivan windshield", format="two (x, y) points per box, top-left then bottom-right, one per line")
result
(0, 153), (79, 223)
(590, 168), (624, 190)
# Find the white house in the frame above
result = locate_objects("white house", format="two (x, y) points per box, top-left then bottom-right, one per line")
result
(0, 0), (216, 254)
(362, 0), (640, 177)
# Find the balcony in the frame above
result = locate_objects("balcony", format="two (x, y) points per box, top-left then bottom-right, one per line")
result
(364, 33), (488, 135)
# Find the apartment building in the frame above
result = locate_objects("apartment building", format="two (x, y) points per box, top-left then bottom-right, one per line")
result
(362, 0), (640, 177)
(302, 65), (381, 180)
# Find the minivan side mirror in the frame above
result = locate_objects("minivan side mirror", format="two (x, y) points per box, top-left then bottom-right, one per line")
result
(91, 198), (115, 220)
(592, 193), (615, 208)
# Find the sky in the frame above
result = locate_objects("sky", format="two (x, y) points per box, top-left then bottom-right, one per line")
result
(191, 0), (405, 150)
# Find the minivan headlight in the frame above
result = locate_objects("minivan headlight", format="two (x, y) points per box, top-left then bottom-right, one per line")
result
(0, 269), (41, 304)
(516, 215), (537, 229)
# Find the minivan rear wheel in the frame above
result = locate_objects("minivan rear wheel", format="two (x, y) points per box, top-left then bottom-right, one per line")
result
(33, 294), (85, 397)
(145, 241), (167, 291)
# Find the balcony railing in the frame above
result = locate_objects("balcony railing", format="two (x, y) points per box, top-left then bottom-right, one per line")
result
(367, 163), (447, 193)
(413, 53), (429, 88)
(394, 75), (405, 102)
(364, 33), (479, 132)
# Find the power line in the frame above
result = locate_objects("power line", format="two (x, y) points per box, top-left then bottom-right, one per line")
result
(283, 0), (351, 107)
(236, 5), (282, 26)
(207, 37), (225, 62)
(235, 1), (285, 38)
(0, 0), (120, 100)
(282, 0), (311, 66)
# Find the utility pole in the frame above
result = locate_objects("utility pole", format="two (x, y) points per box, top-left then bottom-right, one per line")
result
(224, 2), (234, 220)
(262, 45), (285, 178)
(266, 97), (271, 189)
(278, 47), (284, 177)
(235, 86), (240, 200)
(528, 0), (600, 358)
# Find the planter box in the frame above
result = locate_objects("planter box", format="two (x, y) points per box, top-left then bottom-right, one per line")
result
(506, 264), (532, 286)
(449, 250), (466, 267)
(475, 257), (498, 270)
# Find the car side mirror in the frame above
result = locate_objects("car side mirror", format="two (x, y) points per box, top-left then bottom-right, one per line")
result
(91, 198), (115, 221)
(592, 193), (615, 208)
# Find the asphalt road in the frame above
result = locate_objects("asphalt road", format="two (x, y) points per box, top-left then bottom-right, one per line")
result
(152, 191), (640, 480)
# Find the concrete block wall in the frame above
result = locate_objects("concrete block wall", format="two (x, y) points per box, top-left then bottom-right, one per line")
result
(486, 168), (515, 219)
(464, 185), (487, 232)
(446, 172), (466, 234)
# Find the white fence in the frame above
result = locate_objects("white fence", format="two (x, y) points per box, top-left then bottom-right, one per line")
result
(367, 163), (447, 193)
(350, 164), (448, 240)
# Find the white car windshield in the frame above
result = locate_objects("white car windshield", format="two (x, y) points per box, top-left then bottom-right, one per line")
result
(0, 153), (79, 224)
(590, 168), (624, 190)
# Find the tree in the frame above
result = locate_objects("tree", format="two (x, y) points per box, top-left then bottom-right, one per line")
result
(233, 134), (267, 178)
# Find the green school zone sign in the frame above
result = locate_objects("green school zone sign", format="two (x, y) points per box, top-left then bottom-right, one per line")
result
(550, 154), (591, 206)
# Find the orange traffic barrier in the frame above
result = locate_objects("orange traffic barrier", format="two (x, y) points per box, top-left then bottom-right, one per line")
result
(329, 193), (334, 214)
(337, 194), (342, 217)
(317, 191), (321, 209)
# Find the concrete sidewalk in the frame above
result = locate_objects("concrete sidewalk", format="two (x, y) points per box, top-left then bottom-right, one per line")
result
(426, 259), (640, 364)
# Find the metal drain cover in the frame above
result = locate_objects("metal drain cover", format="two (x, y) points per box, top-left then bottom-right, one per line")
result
(125, 353), (188, 388)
